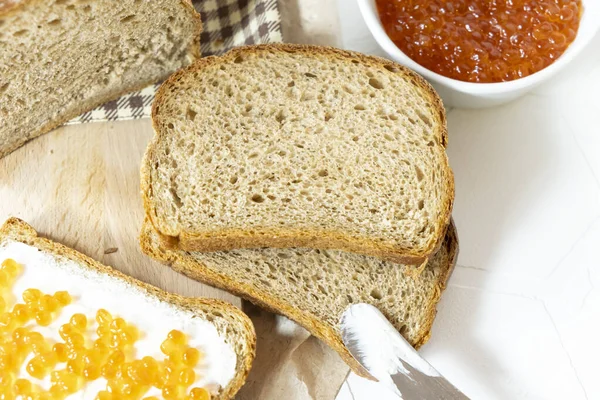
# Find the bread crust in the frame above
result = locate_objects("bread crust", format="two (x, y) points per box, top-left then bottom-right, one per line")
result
(0, 217), (255, 400)
(0, 0), (202, 159)
(140, 217), (458, 379)
(142, 43), (454, 265)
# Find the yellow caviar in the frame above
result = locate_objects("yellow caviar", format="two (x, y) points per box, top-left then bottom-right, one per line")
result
(0, 258), (213, 399)
(189, 388), (211, 400)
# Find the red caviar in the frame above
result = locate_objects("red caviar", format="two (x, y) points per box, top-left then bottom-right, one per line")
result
(376, 0), (583, 82)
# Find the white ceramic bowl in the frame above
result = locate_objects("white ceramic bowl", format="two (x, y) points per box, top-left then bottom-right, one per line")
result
(357, 0), (600, 108)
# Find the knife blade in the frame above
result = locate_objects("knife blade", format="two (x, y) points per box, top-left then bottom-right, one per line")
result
(340, 303), (469, 399)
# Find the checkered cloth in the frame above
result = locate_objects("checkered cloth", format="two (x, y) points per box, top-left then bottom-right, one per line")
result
(67, 0), (282, 124)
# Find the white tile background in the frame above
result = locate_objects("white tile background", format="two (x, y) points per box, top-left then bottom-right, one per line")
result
(336, 1), (600, 399)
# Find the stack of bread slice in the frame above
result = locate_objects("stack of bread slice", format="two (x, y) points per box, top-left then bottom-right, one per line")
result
(140, 44), (456, 377)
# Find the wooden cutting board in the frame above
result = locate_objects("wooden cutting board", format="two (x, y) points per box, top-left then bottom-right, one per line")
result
(0, 119), (240, 303)
(0, 119), (349, 399)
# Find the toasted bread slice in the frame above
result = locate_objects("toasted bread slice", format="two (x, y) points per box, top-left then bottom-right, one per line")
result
(140, 218), (458, 378)
(0, 218), (255, 399)
(0, 0), (201, 158)
(141, 44), (454, 264)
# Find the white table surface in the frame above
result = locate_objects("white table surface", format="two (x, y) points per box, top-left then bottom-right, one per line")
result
(334, 1), (600, 399)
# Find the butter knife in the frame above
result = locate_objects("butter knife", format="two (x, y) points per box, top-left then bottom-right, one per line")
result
(340, 303), (469, 399)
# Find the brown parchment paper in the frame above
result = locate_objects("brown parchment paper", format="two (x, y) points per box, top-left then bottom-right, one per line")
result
(237, 303), (350, 400)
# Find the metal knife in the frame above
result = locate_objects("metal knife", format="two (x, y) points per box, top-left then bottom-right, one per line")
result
(340, 303), (469, 399)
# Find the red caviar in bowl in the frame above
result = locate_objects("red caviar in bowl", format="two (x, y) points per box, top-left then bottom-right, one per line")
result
(376, 0), (583, 82)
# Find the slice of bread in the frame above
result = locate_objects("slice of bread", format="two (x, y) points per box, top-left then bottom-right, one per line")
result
(140, 218), (458, 378)
(0, 0), (201, 158)
(142, 44), (454, 265)
(0, 218), (255, 399)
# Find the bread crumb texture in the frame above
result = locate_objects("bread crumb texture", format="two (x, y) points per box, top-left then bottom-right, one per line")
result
(0, 0), (199, 157)
(142, 219), (458, 353)
(148, 45), (453, 258)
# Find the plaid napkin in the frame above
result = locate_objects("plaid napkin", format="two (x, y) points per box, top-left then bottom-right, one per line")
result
(67, 0), (282, 124)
